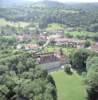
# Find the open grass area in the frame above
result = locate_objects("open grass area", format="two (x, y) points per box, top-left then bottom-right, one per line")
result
(46, 23), (65, 31)
(51, 71), (87, 100)
(64, 31), (95, 38)
(44, 46), (76, 56)
(0, 18), (29, 27)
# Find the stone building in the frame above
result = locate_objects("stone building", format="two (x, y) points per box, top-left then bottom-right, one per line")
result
(36, 52), (69, 72)
(54, 38), (85, 48)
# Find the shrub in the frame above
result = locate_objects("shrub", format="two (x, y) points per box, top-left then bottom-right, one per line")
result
(64, 64), (72, 74)
(84, 40), (91, 48)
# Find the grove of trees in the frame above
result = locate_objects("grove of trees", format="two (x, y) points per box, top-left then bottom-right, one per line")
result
(1, 2), (98, 32)
(70, 49), (98, 100)
(86, 56), (98, 100)
(0, 51), (57, 100)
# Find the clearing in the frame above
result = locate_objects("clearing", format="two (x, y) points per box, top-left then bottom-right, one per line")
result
(51, 71), (87, 100)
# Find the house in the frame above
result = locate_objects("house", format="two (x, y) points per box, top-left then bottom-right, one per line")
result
(16, 35), (24, 42)
(39, 35), (48, 41)
(91, 43), (98, 52)
(25, 44), (39, 50)
(49, 34), (63, 40)
(36, 52), (69, 72)
(54, 38), (85, 48)
(55, 30), (64, 37)
(23, 34), (32, 41)
(49, 29), (64, 38)
(67, 28), (76, 32)
(16, 34), (32, 42)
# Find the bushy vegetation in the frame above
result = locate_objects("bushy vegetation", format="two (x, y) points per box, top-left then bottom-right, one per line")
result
(70, 49), (98, 100)
(0, 50), (57, 100)
(86, 56), (98, 100)
(64, 64), (72, 74)
(84, 40), (91, 48)
(1, 2), (98, 34)
(71, 49), (90, 72)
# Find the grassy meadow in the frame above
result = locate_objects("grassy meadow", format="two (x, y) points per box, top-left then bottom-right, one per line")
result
(44, 46), (76, 56)
(64, 31), (95, 38)
(46, 23), (65, 31)
(51, 71), (87, 100)
(0, 18), (29, 27)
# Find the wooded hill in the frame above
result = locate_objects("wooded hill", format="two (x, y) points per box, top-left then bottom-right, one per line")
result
(1, 0), (98, 33)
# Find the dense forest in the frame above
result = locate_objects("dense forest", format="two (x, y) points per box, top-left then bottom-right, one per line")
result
(0, 49), (57, 100)
(1, 1), (98, 32)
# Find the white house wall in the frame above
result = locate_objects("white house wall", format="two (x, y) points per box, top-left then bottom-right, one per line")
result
(37, 61), (61, 71)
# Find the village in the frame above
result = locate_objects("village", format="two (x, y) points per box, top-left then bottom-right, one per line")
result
(15, 29), (98, 72)
(1, 1), (98, 100)
(16, 29), (98, 51)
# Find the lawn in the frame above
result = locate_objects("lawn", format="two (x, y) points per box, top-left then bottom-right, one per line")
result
(51, 71), (87, 100)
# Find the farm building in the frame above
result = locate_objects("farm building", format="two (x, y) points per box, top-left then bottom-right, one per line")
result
(36, 52), (69, 72)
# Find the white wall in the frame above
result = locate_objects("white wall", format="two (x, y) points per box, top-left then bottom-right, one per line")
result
(37, 61), (61, 70)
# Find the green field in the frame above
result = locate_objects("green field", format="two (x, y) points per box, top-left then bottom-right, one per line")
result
(45, 23), (95, 38)
(51, 71), (87, 100)
(0, 18), (29, 27)
(44, 46), (76, 56)
(46, 23), (65, 31)
(64, 31), (95, 38)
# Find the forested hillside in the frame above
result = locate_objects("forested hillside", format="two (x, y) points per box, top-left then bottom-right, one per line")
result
(0, 1), (98, 32)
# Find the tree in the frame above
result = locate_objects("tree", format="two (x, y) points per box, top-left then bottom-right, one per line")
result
(59, 48), (64, 56)
(26, 58), (35, 70)
(47, 75), (56, 87)
(86, 56), (98, 100)
(71, 49), (90, 73)
(0, 51), (57, 100)
(86, 56), (98, 71)
(16, 62), (25, 74)
(0, 85), (9, 100)
(88, 23), (98, 32)
(64, 64), (72, 74)
(0, 65), (8, 75)
(84, 40), (91, 48)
